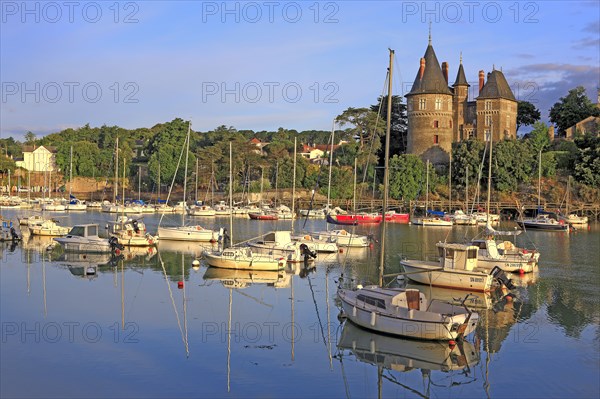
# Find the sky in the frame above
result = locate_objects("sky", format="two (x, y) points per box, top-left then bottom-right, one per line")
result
(1, 0), (598, 141)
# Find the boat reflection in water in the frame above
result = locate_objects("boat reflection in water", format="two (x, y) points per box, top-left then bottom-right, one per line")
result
(203, 266), (288, 288)
(157, 239), (216, 258)
(337, 322), (480, 396)
(58, 251), (118, 279)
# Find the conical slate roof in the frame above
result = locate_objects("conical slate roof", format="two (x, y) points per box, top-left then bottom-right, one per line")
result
(453, 63), (469, 86)
(477, 69), (516, 101)
(406, 44), (452, 96)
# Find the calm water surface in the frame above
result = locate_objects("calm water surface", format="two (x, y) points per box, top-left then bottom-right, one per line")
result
(1, 209), (599, 398)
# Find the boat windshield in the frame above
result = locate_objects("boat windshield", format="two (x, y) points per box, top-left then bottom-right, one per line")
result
(69, 226), (85, 237)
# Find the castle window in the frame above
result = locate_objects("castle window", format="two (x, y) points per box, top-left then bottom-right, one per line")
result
(433, 120), (439, 128)
(484, 129), (491, 141)
(408, 101), (412, 111)
(435, 98), (442, 110)
(485, 100), (492, 110)
(419, 98), (426, 110)
(449, 120), (452, 128)
(485, 115), (492, 126)
(433, 135), (439, 144)
(506, 115), (510, 128)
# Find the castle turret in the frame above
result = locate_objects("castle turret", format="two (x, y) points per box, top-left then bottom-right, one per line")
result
(405, 41), (453, 164)
(476, 68), (517, 141)
(452, 54), (470, 142)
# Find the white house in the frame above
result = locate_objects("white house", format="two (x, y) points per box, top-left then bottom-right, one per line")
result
(15, 145), (57, 172)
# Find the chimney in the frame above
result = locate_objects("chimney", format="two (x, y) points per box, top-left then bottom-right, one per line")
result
(479, 70), (485, 94)
(442, 62), (449, 83)
(419, 58), (426, 79)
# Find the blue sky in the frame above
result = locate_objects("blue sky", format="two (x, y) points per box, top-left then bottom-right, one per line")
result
(1, 1), (598, 141)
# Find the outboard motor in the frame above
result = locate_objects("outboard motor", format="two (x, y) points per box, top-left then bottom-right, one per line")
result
(299, 243), (317, 268)
(9, 227), (20, 241)
(490, 266), (516, 290)
(222, 228), (230, 249)
(132, 219), (140, 234)
(109, 236), (125, 252)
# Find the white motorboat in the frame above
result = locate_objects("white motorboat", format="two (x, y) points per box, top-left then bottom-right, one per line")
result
(450, 210), (477, 225)
(66, 197), (87, 211)
(412, 216), (454, 227)
(338, 285), (479, 340)
(157, 225), (220, 242)
(400, 242), (514, 292)
(291, 233), (339, 253)
(312, 229), (370, 247)
(203, 246), (286, 271)
(110, 216), (157, 246)
(248, 231), (318, 263)
(188, 204), (216, 216)
(563, 214), (589, 225)
(54, 224), (116, 253)
(517, 214), (569, 231)
(468, 238), (538, 273)
(29, 218), (70, 236)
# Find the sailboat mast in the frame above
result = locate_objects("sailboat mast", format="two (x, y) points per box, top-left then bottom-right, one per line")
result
(537, 149), (542, 213)
(291, 137), (297, 230)
(182, 121), (191, 224)
(353, 157), (357, 214)
(449, 152), (452, 212)
(69, 145), (73, 198)
(465, 165), (469, 213)
(195, 158), (199, 204)
(486, 125), (493, 226)
(138, 165), (141, 201)
(229, 142), (233, 245)
(114, 137), (119, 204)
(327, 120), (335, 211)
(378, 48), (394, 287)
(425, 159), (429, 215)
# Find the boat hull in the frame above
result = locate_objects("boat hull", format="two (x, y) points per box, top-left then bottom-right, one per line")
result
(157, 226), (217, 242)
(400, 260), (493, 292)
(338, 288), (478, 340)
(203, 250), (285, 271)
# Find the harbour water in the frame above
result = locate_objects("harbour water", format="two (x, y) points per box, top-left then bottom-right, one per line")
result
(1, 209), (599, 398)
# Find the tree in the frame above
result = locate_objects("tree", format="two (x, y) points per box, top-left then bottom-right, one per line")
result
(24, 131), (37, 145)
(527, 122), (551, 154)
(389, 154), (425, 200)
(516, 101), (541, 133)
(371, 95), (408, 158)
(335, 107), (384, 151)
(494, 140), (534, 192)
(573, 133), (600, 187)
(549, 86), (600, 134)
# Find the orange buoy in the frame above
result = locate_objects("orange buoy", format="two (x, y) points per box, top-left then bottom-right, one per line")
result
(448, 340), (456, 348)
(178, 281), (184, 289)
(339, 248), (344, 253)
(519, 269), (525, 275)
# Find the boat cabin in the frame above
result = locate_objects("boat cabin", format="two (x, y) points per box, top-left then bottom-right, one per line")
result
(436, 242), (479, 271)
(390, 289), (428, 311)
(257, 231), (292, 246)
(66, 224), (100, 238)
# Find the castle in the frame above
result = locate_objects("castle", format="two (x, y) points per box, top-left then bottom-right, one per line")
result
(405, 36), (517, 164)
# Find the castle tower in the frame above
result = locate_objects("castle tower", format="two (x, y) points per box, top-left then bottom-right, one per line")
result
(476, 68), (518, 141)
(405, 40), (454, 164)
(452, 54), (470, 142)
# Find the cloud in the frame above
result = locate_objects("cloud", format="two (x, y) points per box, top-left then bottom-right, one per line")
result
(505, 63), (599, 120)
(515, 53), (535, 59)
(572, 37), (600, 49)
(582, 20), (599, 34)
